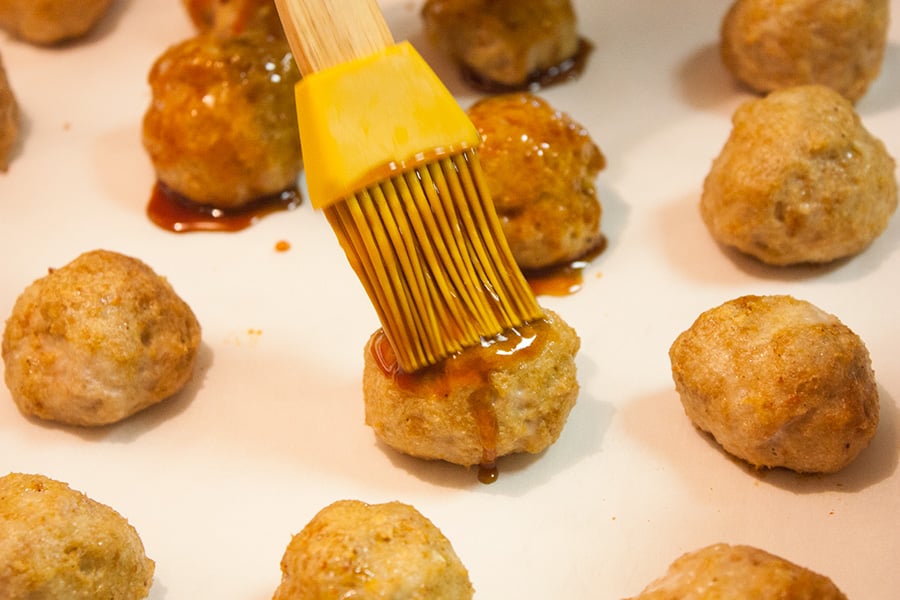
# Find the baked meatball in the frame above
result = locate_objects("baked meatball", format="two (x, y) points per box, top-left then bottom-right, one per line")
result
(0, 51), (18, 172)
(422, 0), (584, 90)
(142, 27), (301, 209)
(364, 308), (579, 481)
(0, 473), (155, 599)
(2, 249), (202, 426)
(701, 84), (897, 266)
(720, 0), (889, 102)
(183, 0), (284, 38)
(669, 295), (878, 474)
(627, 543), (847, 599)
(272, 500), (474, 600)
(0, 0), (115, 45)
(467, 93), (605, 270)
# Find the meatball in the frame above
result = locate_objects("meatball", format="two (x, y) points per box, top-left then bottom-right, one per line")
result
(669, 295), (879, 474)
(422, 0), (584, 90)
(0, 0), (115, 45)
(701, 84), (897, 266)
(0, 472), (155, 599)
(720, 0), (889, 102)
(0, 51), (18, 172)
(467, 93), (605, 270)
(2, 249), (202, 427)
(364, 308), (579, 481)
(272, 500), (474, 600)
(627, 543), (847, 599)
(142, 27), (302, 209)
(182, 0), (284, 38)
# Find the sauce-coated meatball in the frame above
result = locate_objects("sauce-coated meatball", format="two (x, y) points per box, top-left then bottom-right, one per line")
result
(468, 93), (605, 270)
(364, 308), (579, 481)
(422, 0), (582, 90)
(142, 28), (301, 209)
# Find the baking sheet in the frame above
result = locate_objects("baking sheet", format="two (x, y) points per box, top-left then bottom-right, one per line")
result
(0, 1), (898, 598)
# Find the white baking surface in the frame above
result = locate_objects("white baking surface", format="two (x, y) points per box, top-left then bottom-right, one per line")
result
(1, 1), (898, 598)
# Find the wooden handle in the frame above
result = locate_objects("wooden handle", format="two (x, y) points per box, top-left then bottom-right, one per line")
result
(273, 0), (395, 74)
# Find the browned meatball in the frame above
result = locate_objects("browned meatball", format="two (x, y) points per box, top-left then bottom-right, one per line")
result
(721, 0), (889, 102)
(272, 500), (474, 600)
(422, 0), (583, 90)
(363, 308), (579, 481)
(701, 84), (897, 266)
(0, 473), (155, 599)
(467, 93), (605, 270)
(669, 295), (879, 474)
(2, 249), (202, 426)
(0, 51), (18, 172)
(182, 0), (284, 38)
(142, 28), (301, 209)
(627, 544), (847, 599)
(0, 0), (115, 45)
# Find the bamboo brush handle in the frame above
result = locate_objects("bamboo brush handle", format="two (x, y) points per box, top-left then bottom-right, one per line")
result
(273, 0), (395, 74)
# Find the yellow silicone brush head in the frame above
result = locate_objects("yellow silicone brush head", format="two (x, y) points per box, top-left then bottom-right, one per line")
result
(274, 0), (542, 372)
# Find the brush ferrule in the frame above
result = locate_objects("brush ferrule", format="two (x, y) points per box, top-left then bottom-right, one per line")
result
(294, 41), (483, 209)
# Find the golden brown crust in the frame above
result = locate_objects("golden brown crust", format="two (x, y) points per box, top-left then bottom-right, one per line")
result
(363, 308), (579, 468)
(0, 52), (18, 172)
(720, 0), (889, 102)
(272, 500), (473, 600)
(142, 29), (301, 208)
(2, 249), (202, 426)
(669, 295), (879, 473)
(422, 0), (579, 88)
(467, 93), (605, 270)
(0, 473), (155, 599)
(701, 84), (897, 266)
(0, 0), (115, 45)
(182, 0), (285, 38)
(627, 543), (847, 599)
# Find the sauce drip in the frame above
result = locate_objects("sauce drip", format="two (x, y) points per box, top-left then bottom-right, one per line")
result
(370, 320), (552, 484)
(525, 236), (606, 297)
(147, 182), (301, 233)
(463, 37), (594, 93)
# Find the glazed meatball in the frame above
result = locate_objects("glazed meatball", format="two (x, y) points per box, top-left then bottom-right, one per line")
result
(0, 0), (115, 45)
(0, 51), (18, 172)
(182, 0), (284, 38)
(422, 0), (583, 90)
(272, 500), (474, 600)
(142, 27), (301, 209)
(0, 473), (155, 599)
(364, 308), (579, 481)
(720, 0), (889, 102)
(2, 249), (202, 426)
(627, 543), (847, 599)
(701, 84), (897, 266)
(669, 295), (879, 474)
(467, 93), (605, 270)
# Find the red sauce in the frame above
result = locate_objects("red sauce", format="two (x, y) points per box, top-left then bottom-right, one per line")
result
(463, 37), (594, 93)
(274, 240), (291, 252)
(525, 236), (606, 297)
(370, 319), (551, 484)
(147, 182), (301, 233)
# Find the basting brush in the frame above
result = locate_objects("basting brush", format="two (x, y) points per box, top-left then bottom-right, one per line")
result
(273, 0), (542, 372)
